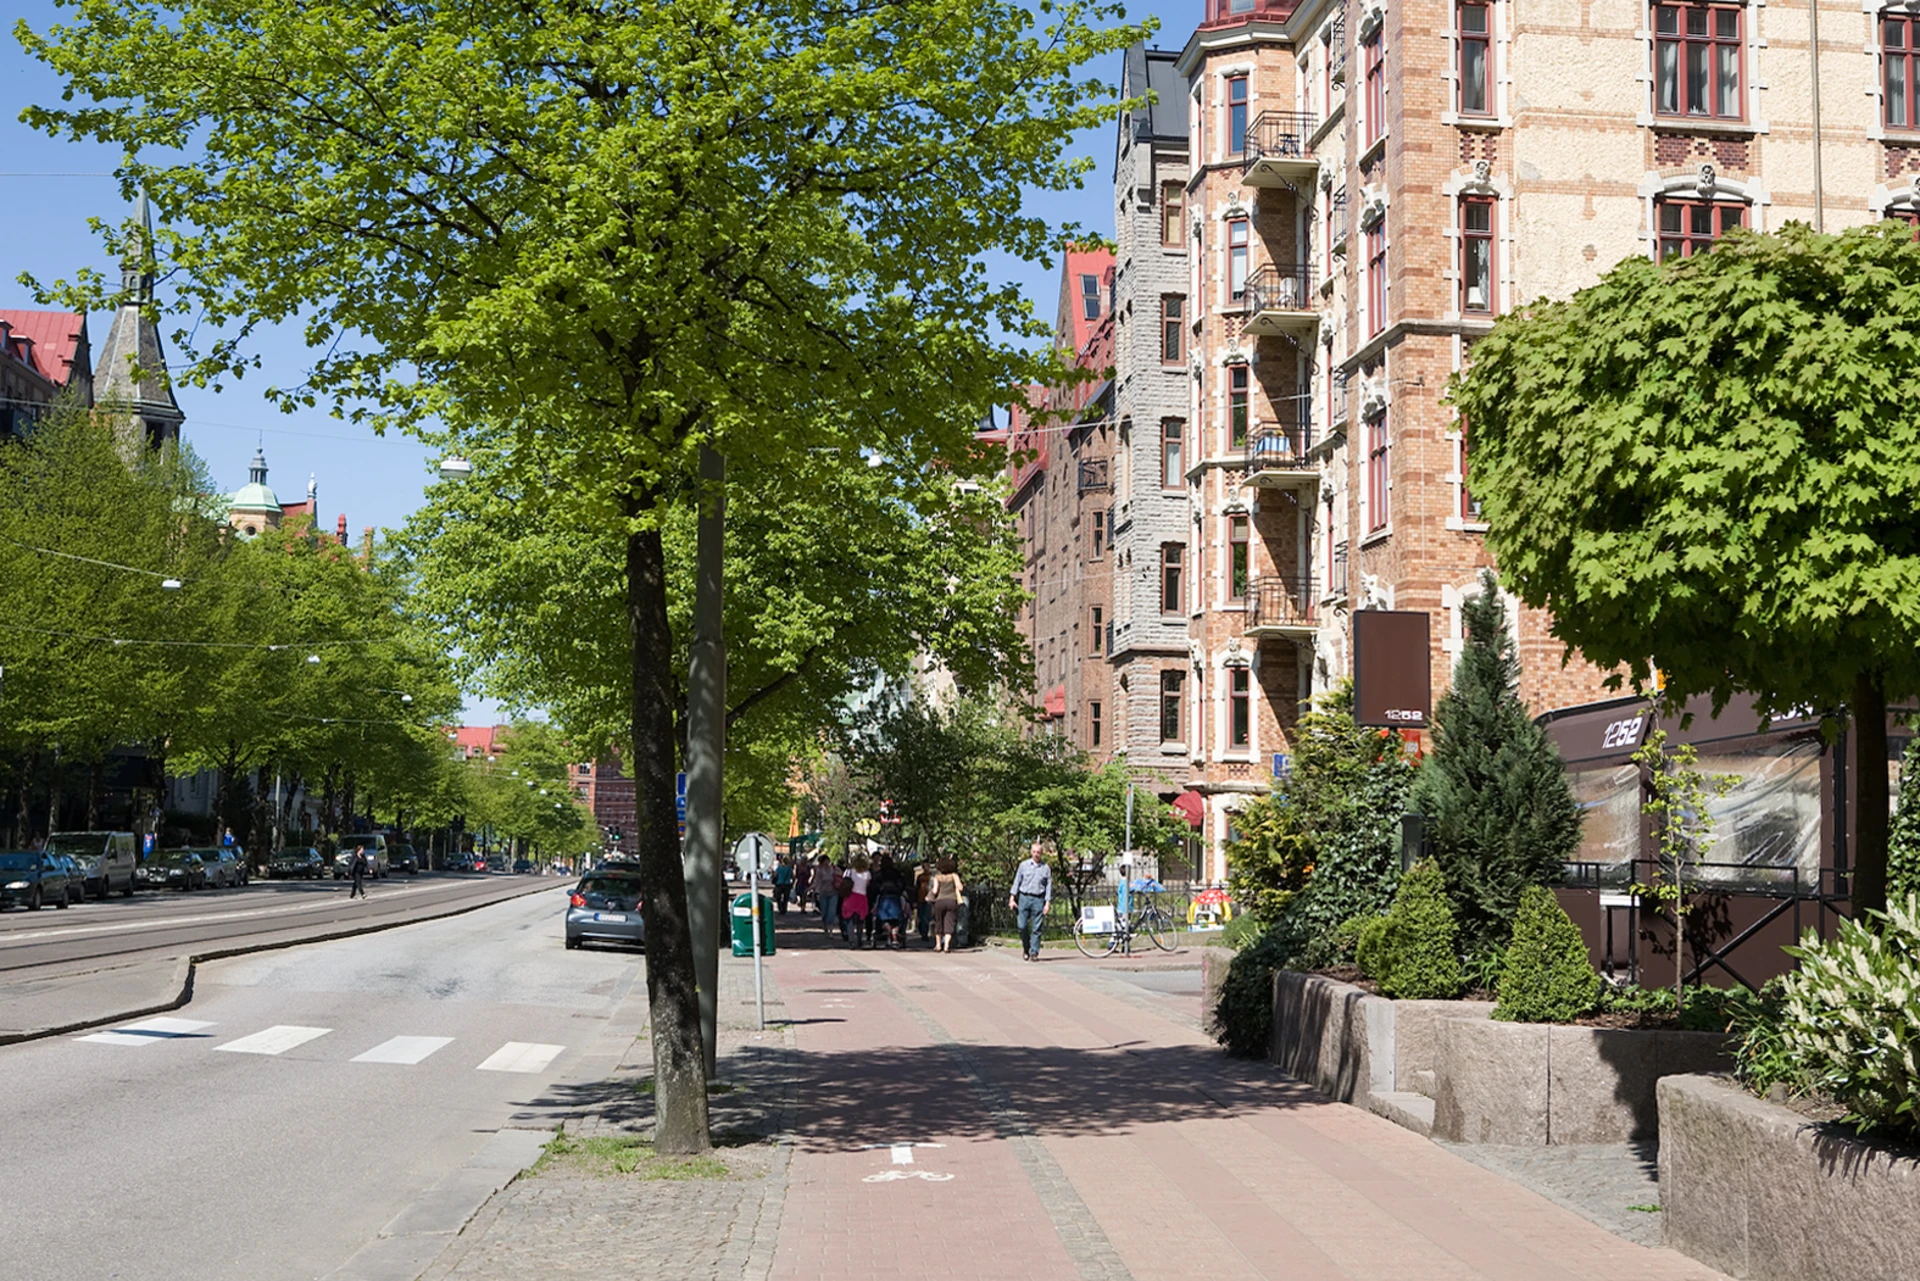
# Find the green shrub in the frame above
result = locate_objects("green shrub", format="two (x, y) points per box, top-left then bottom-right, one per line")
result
(1220, 909), (1269, 952)
(1373, 861), (1467, 1000)
(1775, 893), (1920, 1141)
(1725, 979), (1804, 1099)
(1494, 886), (1600, 1022)
(1352, 914), (1391, 981)
(1213, 926), (1297, 1058)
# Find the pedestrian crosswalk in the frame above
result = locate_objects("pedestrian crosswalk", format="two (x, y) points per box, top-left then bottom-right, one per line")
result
(75, 1016), (565, 1075)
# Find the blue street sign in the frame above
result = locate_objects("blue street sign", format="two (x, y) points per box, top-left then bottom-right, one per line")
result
(675, 771), (688, 820)
(1272, 753), (1292, 779)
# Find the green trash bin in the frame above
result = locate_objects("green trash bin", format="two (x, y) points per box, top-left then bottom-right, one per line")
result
(730, 891), (776, 957)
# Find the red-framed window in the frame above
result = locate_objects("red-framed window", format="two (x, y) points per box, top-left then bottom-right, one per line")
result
(1888, 208), (1920, 239)
(1653, 3), (1742, 120)
(1366, 220), (1388, 336)
(1229, 515), (1250, 600)
(1364, 31), (1386, 145)
(1161, 544), (1185, 614)
(1161, 295), (1184, 365)
(1159, 670), (1185, 742)
(1229, 363), (1250, 449)
(1162, 182), (1186, 246)
(1161, 419), (1185, 488)
(1228, 218), (1250, 301)
(1228, 75), (1250, 154)
(1889, 15), (1918, 130)
(1366, 410), (1390, 532)
(1459, 0), (1492, 115)
(1656, 197), (1744, 259)
(1230, 668), (1251, 748)
(1460, 195), (1496, 314)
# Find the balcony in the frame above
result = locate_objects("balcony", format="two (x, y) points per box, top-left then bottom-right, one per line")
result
(1329, 16), (1349, 84)
(1244, 413), (1316, 490)
(1242, 112), (1320, 191)
(1245, 575), (1317, 640)
(1078, 457), (1110, 493)
(1243, 263), (1320, 339)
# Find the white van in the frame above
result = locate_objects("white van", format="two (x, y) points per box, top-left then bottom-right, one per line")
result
(49, 831), (138, 899)
(333, 833), (390, 879)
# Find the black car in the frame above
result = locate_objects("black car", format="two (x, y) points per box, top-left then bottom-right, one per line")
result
(564, 874), (645, 951)
(512, 858), (533, 875)
(46, 854), (88, 905)
(144, 850), (208, 891)
(266, 847), (325, 879)
(0, 851), (76, 911)
(389, 844), (419, 875)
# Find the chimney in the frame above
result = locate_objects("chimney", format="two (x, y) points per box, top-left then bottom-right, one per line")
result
(335, 513), (348, 544)
(360, 525), (374, 565)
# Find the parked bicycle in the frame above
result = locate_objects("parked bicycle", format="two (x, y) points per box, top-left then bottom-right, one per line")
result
(1071, 892), (1178, 958)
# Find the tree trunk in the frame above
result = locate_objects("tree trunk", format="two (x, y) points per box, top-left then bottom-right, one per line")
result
(86, 759), (103, 830)
(46, 751), (64, 837)
(13, 749), (39, 846)
(627, 517), (710, 1153)
(1853, 670), (1890, 919)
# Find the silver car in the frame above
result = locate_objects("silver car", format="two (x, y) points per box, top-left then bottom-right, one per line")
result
(565, 874), (645, 951)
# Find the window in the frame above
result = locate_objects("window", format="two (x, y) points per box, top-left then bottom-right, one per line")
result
(1364, 31), (1385, 145)
(1654, 3), (1742, 120)
(1092, 508), (1106, 558)
(1366, 220), (1387, 336)
(1229, 515), (1250, 600)
(1461, 195), (1495, 313)
(1228, 218), (1250, 301)
(1228, 76), (1250, 154)
(1161, 543), (1185, 613)
(1460, 418), (1483, 519)
(1162, 182), (1186, 246)
(1081, 273), (1101, 320)
(1229, 364), (1250, 449)
(1459, 0), (1491, 115)
(1367, 410), (1390, 531)
(1161, 419), (1185, 488)
(1160, 670), (1185, 742)
(1230, 668), (1251, 748)
(1091, 606), (1104, 655)
(1090, 701), (1103, 749)
(1656, 197), (1743, 260)
(1889, 15), (1917, 130)
(1161, 295), (1184, 364)
(1888, 207), (1920, 239)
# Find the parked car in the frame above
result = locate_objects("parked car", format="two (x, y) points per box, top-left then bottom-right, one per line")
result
(146, 850), (207, 891)
(45, 853), (88, 905)
(193, 847), (244, 889)
(389, 844), (419, 875)
(0, 851), (75, 911)
(265, 847), (325, 879)
(333, 835), (390, 879)
(512, 858), (533, 875)
(564, 873), (645, 951)
(48, 831), (138, 899)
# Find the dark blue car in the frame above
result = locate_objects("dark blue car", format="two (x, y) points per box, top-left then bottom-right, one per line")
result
(0, 851), (76, 911)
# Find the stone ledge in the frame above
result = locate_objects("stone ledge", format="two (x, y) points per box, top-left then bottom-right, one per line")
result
(1659, 1073), (1920, 1281)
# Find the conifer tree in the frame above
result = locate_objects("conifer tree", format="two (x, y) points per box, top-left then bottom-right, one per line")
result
(1412, 570), (1581, 949)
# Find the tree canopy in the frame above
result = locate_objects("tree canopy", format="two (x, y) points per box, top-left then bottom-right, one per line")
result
(1450, 223), (1920, 917)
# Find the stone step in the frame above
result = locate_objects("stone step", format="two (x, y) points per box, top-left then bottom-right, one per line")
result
(1409, 1068), (1436, 1098)
(1370, 1091), (1436, 1138)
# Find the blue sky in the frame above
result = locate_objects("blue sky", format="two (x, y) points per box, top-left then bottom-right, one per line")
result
(4, 0), (1191, 719)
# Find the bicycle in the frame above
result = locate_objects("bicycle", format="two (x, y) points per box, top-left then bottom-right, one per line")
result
(1071, 893), (1178, 958)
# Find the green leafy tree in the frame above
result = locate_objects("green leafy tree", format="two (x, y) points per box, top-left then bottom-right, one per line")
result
(1412, 570), (1581, 950)
(1887, 736), (1920, 903)
(1495, 885), (1601, 1023)
(1450, 223), (1920, 921)
(24, 0), (1144, 1150)
(1630, 729), (1737, 1009)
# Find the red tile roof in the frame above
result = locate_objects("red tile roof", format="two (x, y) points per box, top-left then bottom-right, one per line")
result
(0, 309), (86, 389)
(452, 725), (509, 758)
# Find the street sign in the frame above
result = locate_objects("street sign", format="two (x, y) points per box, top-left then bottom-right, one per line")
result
(731, 831), (776, 876)
(675, 772), (688, 821)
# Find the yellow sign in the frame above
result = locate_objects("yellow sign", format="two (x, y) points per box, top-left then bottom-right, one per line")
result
(854, 818), (881, 837)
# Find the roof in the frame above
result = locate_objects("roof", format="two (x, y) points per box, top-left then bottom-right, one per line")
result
(230, 481), (281, 512)
(1058, 246), (1115, 355)
(0, 309), (88, 390)
(452, 725), (509, 758)
(1123, 44), (1188, 142)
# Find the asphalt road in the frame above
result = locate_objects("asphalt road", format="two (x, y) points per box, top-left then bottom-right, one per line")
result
(0, 873), (558, 975)
(0, 889), (645, 1281)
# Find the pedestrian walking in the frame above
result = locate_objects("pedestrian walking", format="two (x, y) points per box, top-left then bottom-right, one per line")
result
(872, 856), (908, 949)
(794, 856), (813, 910)
(347, 845), (369, 899)
(1007, 840), (1052, 961)
(840, 854), (872, 947)
(912, 860), (934, 944)
(929, 857), (965, 953)
(816, 855), (841, 936)
(772, 856), (794, 914)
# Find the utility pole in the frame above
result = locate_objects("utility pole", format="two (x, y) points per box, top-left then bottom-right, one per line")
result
(1809, 0), (1826, 231)
(683, 444), (726, 1082)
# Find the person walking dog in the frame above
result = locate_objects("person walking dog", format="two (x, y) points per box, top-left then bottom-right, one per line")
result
(1007, 840), (1052, 961)
(347, 845), (369, 899)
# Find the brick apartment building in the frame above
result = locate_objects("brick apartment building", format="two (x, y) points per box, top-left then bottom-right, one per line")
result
(1097, 0), (1909, 880)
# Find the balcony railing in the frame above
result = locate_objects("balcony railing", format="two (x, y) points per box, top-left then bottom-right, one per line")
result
(1242, 112), (1320, 190)
(1243, 263), (1319, 337)
(1245, 420), (1316, 485)
(1078, 457), (1110, 493)
(1330, 542), (1349, 598)
(1330, 16), (1349, 84)
(1246, 575), (1317, 636)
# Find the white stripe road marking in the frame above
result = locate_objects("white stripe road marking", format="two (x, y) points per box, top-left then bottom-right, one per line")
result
(78, 1016), (215, 1046)
(352, 1035), (454, 1065)
(475, 1042), (565, 1074)
(0, 882), (463, 945)
(214, 1025), (332, 1056)
(892, 1144), (913, 1165)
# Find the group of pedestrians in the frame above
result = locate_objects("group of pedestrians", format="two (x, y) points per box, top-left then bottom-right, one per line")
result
(796, 850), (969, 952)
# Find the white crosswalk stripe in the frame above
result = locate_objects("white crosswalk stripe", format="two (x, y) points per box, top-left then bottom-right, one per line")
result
(475, 1041), (564, 1074)
(214, 1025), (332, 1056)
(351, 1035), (454, 1065)
(77, 1016), (215, 1046)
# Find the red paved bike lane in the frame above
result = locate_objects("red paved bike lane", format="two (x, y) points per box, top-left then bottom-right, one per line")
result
(767, 928), (1731, 1281)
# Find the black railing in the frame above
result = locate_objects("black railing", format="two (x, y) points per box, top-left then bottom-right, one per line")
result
(1329, 16), (1348, 83)
(1078, 457), (1110, 493)
(1245, 111), (1318, 168)
(1245, 418), (1314, 477)
(1244, 262), (1315, 315)
(1246, 575), (1316, 632)
(1330, 188), (1348, 250)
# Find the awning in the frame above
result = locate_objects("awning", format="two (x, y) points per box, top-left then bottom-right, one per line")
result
(1171, 790), (1205, 829)
(1042, 684), (1066, 718)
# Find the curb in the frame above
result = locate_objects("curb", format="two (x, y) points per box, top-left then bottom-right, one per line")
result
(0, 879), (559, 1046)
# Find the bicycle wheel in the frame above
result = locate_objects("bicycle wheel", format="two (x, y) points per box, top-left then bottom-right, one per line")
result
(1140, 907), (1176, 952)
(1073, 918), (1119, 958)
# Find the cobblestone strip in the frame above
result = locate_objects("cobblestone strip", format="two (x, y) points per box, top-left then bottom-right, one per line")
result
(854, 962), (1136, 1281)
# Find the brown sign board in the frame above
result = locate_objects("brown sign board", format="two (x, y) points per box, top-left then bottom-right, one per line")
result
(1353, 610), (1432, 729)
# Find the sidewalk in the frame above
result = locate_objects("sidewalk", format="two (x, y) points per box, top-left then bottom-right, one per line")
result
(421, 908), (1733, 1281)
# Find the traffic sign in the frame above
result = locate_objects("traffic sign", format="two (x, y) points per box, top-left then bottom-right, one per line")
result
(675, 772), (688, 821)
(731, 831), (776, 876)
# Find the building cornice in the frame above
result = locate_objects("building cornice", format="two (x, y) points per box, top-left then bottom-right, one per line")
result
(1338, 316), (1495, 373)
(1175, 21), (1297, 76)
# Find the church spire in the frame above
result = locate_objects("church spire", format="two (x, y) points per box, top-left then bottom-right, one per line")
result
(96, 189), (183, 449)
(121, 189), (154, 306)
(248, 445), (268, 486)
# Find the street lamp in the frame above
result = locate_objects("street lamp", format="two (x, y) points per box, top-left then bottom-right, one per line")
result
(160, 578), (182, 590)
(437, 455), (474, 482)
